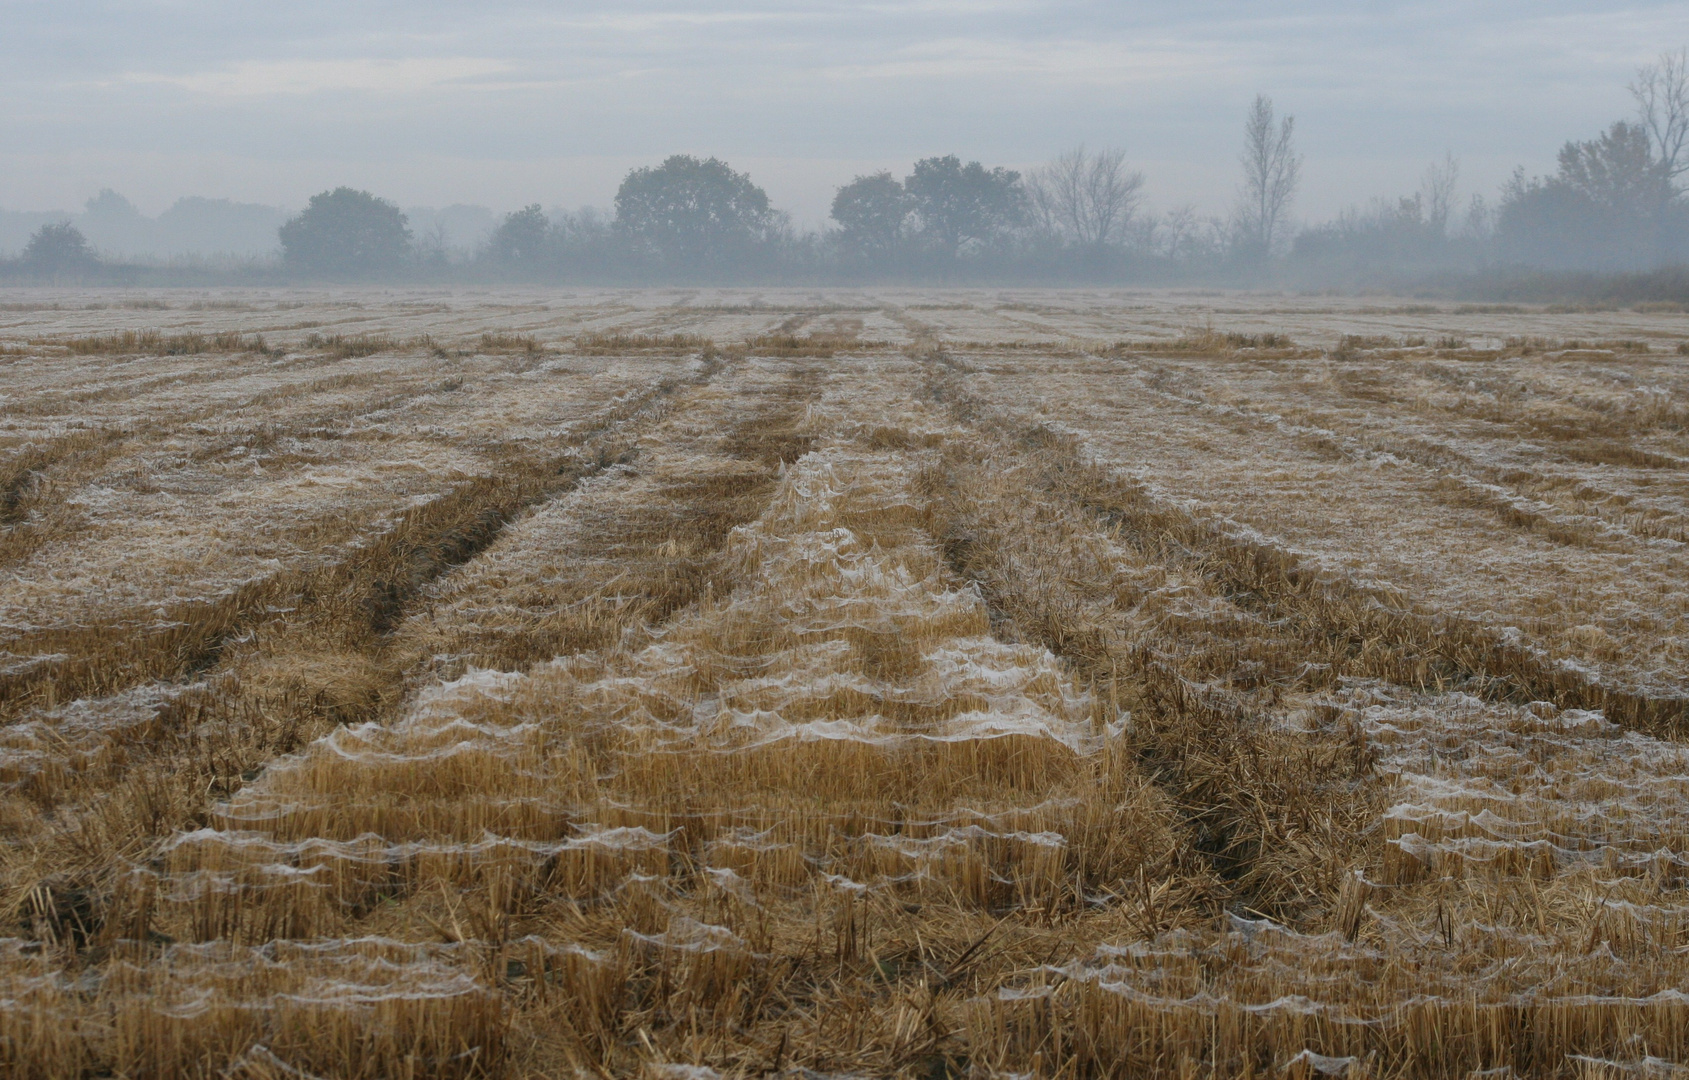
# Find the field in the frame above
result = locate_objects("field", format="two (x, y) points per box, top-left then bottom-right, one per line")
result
(2, 287), (1688, 1079)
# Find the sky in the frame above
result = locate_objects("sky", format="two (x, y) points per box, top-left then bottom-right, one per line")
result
(4, 1), (1688, 230)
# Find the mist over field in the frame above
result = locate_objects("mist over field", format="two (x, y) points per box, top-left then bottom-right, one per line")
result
(4, 3), (1689, 294)
(13, 7), (1689, 1078)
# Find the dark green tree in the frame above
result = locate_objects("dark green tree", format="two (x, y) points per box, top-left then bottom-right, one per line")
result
(486, 204), (554, 272)
(21, 222), (100, 277)
(279, 188), (412, 278)
(1497, 122), (1684, 269)
(614, 156), (777, 271)
(904, 155), (1028, 258)
(1555, 121), (1671, 213)
(830, 171), (910, 260)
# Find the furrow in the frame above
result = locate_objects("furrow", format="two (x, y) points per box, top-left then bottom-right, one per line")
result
(0, 357), (720, 944)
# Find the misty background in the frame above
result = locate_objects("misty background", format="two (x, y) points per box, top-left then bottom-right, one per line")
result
(4, 2), (1689, 291)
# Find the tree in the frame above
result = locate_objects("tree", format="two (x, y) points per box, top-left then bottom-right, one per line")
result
(1495, 122), (1681, 269)
(278, 188), (412, 278)
(1286, 155), (1475, 278)
(1156, 206), (1228, 263)
(80, 189), (157, 257)
(1419, 153), (1459, 236)
(1632, 48), (1689, 193)
(831, 172), (910, 260)
(904, 155), (1028, 258)
(486, 204), (554, 272)
(1236, 95), (1301, 258)
(1027, 147), (1145, 248)
(614, 155), (778, 271)
(1556, 122), (1667, 212)
(21, 222), (100, 277)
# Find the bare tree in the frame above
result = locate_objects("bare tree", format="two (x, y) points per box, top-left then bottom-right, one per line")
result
(1457, 193), (1493, 242)
(1236, 94), (1301, 256)
(1028, 146), (1145, 247)
(1025, 171), (1063, 238)
(1419, 153), (1459, 235)
(1158, 205), (1201, 259)
(1631, 47), (1689, 190)
(1156, 204), (1227, 262)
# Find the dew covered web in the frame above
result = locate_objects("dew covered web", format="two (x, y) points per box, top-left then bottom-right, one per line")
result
(2, 379), (1183, 1076)
(978, 680), (1689, 1077)
(6, 337), (1689, 1078)
(1368, 690), (1689, 883)
(175, 443), (1112, 910)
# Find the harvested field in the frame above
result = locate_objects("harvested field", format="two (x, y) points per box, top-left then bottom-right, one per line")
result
(1, 288), (1687, 1078)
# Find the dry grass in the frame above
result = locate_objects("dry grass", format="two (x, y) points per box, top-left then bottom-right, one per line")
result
(34, 329), (275, 356)
(575, 333), (712, 354)
(478, 332), (542, 354)
(1107, 329), (1299, 355)
(301, 331), (438, 358)
(742, 333), (884, 357)
(2, 294), (1687, 1077)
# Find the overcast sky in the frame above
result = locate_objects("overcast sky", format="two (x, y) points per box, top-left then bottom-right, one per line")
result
(4, 1), (1687, 228)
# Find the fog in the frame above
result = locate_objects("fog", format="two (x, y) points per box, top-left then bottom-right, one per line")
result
(3, 3), (1689, 291)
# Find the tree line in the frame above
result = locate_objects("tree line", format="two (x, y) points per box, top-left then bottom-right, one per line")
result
(7, 52), (1688, 289)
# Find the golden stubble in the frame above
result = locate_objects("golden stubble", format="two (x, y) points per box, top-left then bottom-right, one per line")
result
(1, 301), (1687, 1078)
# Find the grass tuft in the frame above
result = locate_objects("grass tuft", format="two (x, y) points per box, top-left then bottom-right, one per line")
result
(40, 330), (274, 356)
(575, 332), (711, 354)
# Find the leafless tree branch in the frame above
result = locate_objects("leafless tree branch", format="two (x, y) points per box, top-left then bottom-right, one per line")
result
(1028, 146), (1145, 247)
(1632, 48), (1689, 189)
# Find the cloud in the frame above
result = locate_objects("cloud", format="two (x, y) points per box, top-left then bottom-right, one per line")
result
(5, 2), (1689, 218)
(819, 36), (1233, 85)
(123, 57), (516, 98)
